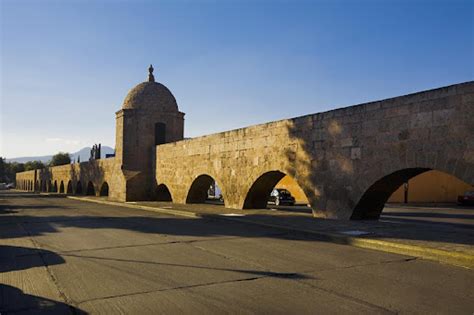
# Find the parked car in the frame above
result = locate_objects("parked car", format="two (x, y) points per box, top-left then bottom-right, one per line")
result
(269, 189), (295, 206)
(457, 190), (474, 205)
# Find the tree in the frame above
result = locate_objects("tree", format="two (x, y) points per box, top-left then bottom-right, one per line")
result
(24, 160), (45, 171)
(2, 162), (25, 183)
(49, 152), (71, 166)
(0, 157), (6, 182)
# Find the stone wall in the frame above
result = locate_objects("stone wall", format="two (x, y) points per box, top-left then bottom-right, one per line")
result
(16, 158), (125, 199)
(156, 81), (474, 219)
(16, 81), (474, 220)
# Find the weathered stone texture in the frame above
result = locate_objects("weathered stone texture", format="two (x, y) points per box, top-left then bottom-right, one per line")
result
(156, 82), (474, 219)
(16, 79), (474, 220)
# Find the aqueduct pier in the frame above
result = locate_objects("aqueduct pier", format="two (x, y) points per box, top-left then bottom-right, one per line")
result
(16, 80), (474, 220)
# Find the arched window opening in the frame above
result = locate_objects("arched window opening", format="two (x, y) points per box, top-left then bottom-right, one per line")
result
(66, 181), (73, 194)
(186, 175), (224, 205)
(351, 168), (474, 220)
(86, 181), (95, 196)
(243, 171), (311, 212)
(352, 168), (430, 220)
(75, 181), (83, 195)
(155, 122), (166, 145)
(100, 182), (109, 197)
(156, 184), (172, 201)
(53, 181), (58, 193)
(59, 181), (65, 194)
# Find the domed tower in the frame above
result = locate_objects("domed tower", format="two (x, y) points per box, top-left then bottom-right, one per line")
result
(115, 65), (185, 201)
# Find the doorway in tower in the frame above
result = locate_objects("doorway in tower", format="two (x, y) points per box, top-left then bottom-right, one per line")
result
(155, 122), (166, 145)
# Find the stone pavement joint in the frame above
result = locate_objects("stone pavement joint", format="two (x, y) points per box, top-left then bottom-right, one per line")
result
(66, 196), (474, 270)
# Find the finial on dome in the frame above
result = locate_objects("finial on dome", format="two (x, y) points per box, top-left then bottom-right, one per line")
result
(148, 64), (155, 82)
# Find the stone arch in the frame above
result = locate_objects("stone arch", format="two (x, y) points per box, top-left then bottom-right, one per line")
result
(156, 184), (172, 201)
(86, 181), (95, 196)
(53, 180), (58, 193)
(186, 174), (223, 204)
(243, 170), (288, 209)
(59, 181), (65, 194)
(66, 181), (73, 194)
(351, 168), (465, 220)
(75, 181), (83, 194)
(99, 182), (109, 197)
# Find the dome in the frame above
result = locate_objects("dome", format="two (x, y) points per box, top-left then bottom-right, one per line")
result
(122, 81), (179, 111)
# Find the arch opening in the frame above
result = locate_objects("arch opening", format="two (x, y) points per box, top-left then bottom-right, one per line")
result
(351, 168), (474, 220)
(75, 181), (83, 195)
(48, 180), (53, 193)
(66, 181), (73, 194)
(156, 184), (172, 201)
(53, 181), (58, 193)
(59, 181), (65, 194)
(243, 171), (311, 211)
(186, 175), (223, 205)
(155, 122), (166, 145)
(86, 181), (95, 196)
(100, 182), (109, 197)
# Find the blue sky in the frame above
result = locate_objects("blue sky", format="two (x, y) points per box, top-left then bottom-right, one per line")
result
(1, 0), (472, 158)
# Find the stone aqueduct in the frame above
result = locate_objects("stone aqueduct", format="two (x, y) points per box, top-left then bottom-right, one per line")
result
(16, 69), (474, 220)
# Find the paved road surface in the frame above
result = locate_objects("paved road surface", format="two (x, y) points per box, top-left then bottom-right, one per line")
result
(1, 192), (473, 314)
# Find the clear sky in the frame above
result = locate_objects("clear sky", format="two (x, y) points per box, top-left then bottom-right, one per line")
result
(1, 0), (472, 158)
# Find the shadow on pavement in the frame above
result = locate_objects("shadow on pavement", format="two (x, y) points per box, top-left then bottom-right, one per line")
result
(0, 211), (472, 246)
(1, 192), (473, 248)
(0, 284), (87, 314)
(382, 211), (474, 220)
(0, 245), (65, 272)
(0, 244), (87, 314)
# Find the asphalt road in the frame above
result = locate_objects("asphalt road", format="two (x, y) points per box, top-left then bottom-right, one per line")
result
(1, 192), (473, 314)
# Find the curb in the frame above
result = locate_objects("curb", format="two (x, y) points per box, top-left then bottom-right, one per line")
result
(66, 196), (474, 269)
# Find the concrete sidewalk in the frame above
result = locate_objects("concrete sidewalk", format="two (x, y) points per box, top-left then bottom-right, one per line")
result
(67, 196), (474, 269)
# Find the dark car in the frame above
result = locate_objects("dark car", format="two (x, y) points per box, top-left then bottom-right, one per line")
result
(269, 189), (295, 206)
(457, 190), (474, 205)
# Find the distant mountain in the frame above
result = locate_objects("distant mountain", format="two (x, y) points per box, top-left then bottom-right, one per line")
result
(6, 146), (115, 164)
